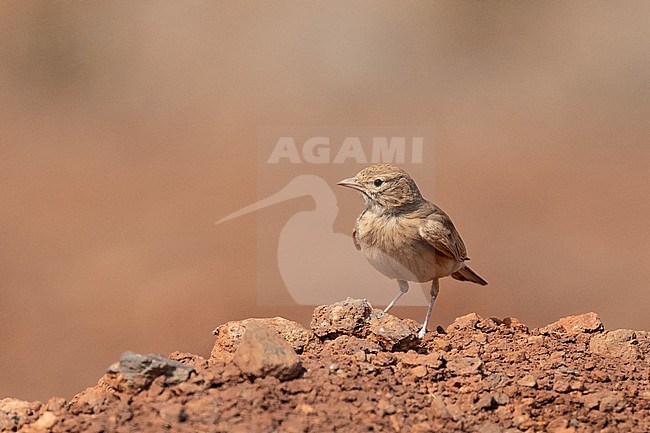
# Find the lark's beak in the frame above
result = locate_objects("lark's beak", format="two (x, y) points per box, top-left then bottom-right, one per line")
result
(337, 177), (364, 192)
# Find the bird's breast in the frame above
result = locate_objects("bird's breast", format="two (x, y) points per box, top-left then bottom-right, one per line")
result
(355, 212), (458, 282)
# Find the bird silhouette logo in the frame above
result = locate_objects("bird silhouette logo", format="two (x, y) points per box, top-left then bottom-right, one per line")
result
(217, 174), (430, 306)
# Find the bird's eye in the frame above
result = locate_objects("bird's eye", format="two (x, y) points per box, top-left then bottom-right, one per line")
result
(374, 178), (384, 187)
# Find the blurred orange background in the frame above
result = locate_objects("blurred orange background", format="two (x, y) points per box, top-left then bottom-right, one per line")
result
(1, 2), (648, 401)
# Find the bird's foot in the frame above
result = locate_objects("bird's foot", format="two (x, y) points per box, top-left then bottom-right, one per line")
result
(417, 327), (427, 339)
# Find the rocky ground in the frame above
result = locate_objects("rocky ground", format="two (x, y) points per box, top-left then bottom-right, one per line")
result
(2, 298), (649, 433)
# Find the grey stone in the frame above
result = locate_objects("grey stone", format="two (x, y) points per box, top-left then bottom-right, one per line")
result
(108, 351), (194, 388)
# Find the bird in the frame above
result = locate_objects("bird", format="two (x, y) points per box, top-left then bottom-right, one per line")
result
(337, 164), (487, 338)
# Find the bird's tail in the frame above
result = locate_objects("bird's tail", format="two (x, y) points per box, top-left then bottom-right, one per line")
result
(452, 265), (488, 286)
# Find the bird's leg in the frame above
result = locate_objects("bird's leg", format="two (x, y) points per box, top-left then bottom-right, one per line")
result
(384, 280), (409, 313)
(418, 278), (440, 339)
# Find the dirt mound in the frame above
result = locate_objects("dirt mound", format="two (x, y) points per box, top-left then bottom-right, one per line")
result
(3, 299), (649, 432)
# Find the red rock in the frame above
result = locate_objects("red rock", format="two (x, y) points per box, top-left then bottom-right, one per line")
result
(397, 350), (422, 365)
(372, 352), (396, 366)
(310, 298), (372, 338)
(446, 312), (482, 333)
(212, 317), (315, 361)
(475, 392), (495, 410)
(410, 365), (428, 378)
(598, 391), (624, 412)
(541, 313), (603, 334)
(424, 352), (445, 369)
(69, 387), (117, 415)
(445, 403), (465, 422)
(411, 421), (434, 433)
(582, 393), (601, 410)
(447, 356), (483, 376)
(432, 337), (451, 352)
(502, 317), (529, 332)
(547, 417), (576, 433)
(493, 392), (509, 406)
(430, 394), (450, 418)
(552, 378), (571, 393)
(376, 399), (397, 416)
(44, 397), (66, 412)
(477, 421), (503, 433)
(589, 329), (642, 360)
(232, 322), (303, 380)
(366, 310), (419, 351)
(159, 403), (185, 423)
(32, 411), (58, 430)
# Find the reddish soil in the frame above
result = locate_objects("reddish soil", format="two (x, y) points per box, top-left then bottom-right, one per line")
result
(2, 299), (649, 433)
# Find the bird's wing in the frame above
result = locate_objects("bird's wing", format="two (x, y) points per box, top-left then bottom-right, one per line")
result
(418, 210), (468, 262)
(352, 230), (361, 251)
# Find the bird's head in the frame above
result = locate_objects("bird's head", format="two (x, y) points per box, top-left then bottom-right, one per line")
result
(337, 164), (423, 211)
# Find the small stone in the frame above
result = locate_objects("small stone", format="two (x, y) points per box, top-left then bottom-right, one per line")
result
(475, 393), (495, 410)
(373, 352), (396, 366)
(447, 356), (483, 376)
(233, 322), (303, 380)
(310, 298), (372, 338)
(430, 395), (449, 418)
(547, 417), (569, 433)
(541, 313), (603, 334)
(108, 351), (194, 389)
(445, 403), (465, 422)
(432, 337), (451, 352)
(69, 386), (115, 415)
(410, 365), (428, 378)
(476, 318), (499, 332)
(44, 397), (66, 412)
(518, 375), (537, 388)
(446, 313), (481, 333)
(411, 422), (433, 433)
(553, 379), (571, 393)
(32, 411), (57, 430)
(297, 403), (315, 415)
(212, 317), (315, 360)
(399, 351), (422, 366)
(477, 421), (503, 433)
(582, 393), (601, 410)
(424, 352), (445, 369)
(486, 373), (510, 389)
(589, 329), (641, 360)
(501, 317), (529, 332)
(569, 380), (584, 391)
(169, 352), (208, 370)
(377, 399), (397, 416)
(160, 403), (185, 423)
(389, 415), (400, 432)
(507, 351), (527, 362)
(598, 392), (623, 412)
(367, 310), (420, 351)
(494, 392), (510, 406)
(280, 379), (313, 395)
